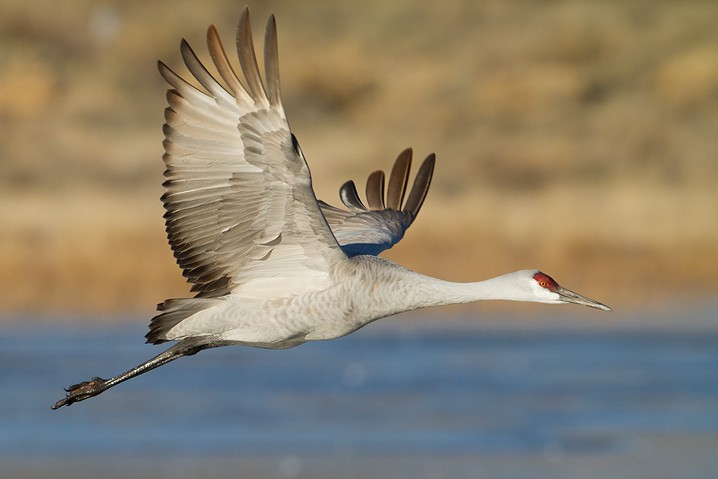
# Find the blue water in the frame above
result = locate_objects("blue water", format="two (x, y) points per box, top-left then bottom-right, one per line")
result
(1, 307), (717, 479)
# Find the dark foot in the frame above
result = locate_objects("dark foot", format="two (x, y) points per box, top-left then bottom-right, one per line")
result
(52, 377), (108, 410)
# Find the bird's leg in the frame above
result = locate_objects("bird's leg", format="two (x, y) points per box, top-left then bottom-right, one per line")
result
(52, 337), (224, 410)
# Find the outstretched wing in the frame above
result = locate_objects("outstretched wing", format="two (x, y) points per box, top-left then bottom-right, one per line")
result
(159, 8), (345, 300)
(319, 148), (435, 256)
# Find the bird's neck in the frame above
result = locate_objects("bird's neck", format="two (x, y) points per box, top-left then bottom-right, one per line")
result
(371, 263), (537, 313)
(351, 257), (536, 319)
(407, 273), (531, 308)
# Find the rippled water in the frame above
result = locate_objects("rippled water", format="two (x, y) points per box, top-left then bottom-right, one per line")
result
(1, 306), (717, 479)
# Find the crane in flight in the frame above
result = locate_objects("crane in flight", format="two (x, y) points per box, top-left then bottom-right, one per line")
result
(52, 7), (609, 409)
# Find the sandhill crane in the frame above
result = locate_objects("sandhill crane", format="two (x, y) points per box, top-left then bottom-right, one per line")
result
(52, 8), (609, 410)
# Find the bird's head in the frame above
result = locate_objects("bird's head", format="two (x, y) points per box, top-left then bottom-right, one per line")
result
(525, 270), (611, 311)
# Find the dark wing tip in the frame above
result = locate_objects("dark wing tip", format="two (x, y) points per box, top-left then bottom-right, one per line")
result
(403, 153), (436, 218)
(157, 60), (175, 85)
(238, 5), (250, 26)
(236, 5), (267, 102)
(339, 180), (367, 211)
(206, 22), (246, 98)
(386, 148), (413, 210)
(263, 11), (281, 106)
(365, 170), (386, 210)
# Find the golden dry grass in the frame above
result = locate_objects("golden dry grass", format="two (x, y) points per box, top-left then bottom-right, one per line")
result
(1, 0), (717, 316)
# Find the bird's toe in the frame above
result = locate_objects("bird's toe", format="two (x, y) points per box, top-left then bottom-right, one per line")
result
(53, 377), (108, 410)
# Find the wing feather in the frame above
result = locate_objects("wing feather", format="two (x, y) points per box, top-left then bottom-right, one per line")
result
(179, 40), (234, 105)
(365, 170), (385, 210)
(386, 147), (412, 209)
(263, 15), (282, 107)
(235, 9), (268, 105)
(160, 7), (345, 300)
(403, 153), (435, 217)
(206, 25), (249, 101)
(321, 150), (436, 256)
(339, 180), (367, 211)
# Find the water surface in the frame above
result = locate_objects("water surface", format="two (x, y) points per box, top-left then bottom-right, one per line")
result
(1, 306), (717, 479)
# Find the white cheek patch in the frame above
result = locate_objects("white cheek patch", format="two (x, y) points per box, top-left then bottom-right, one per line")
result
(530, 280), (562, 304)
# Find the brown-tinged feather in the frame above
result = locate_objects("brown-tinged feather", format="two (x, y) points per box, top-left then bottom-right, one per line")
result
(236, 7), (267, 102)
(179, 39), (229, 99)
(403, 153), (435, 217)
(158, 61), (202, 96)
(339, 180), (367, 211)
(365, 170), (386, 210)
(263, 15), (282, 107)
(386, 148), (412, 210)
(206, 24), (247, 100)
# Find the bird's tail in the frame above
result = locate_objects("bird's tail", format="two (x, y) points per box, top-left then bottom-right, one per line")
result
(146, 298), (223, 344)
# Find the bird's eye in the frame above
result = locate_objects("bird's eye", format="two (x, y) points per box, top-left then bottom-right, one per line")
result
(539, 281), (547, 288)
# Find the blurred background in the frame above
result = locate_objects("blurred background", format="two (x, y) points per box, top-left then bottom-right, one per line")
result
(1, 1), (717, 478)
(2, 0), (717, 313)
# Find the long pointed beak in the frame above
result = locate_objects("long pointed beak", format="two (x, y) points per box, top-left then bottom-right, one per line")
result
(556, 286), (611, 311)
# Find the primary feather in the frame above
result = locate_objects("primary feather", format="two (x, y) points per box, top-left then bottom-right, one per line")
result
(319, 148), (436, 256)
